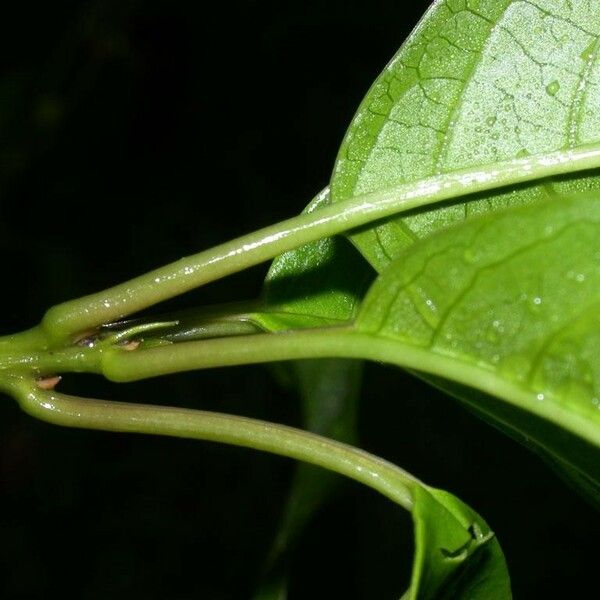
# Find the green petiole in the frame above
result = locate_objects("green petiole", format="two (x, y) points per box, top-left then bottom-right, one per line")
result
(6, 377), (417, 511)
(40, 145), (600, 343)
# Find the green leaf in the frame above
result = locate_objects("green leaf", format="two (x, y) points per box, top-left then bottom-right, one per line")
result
(407, 486), (510, 599)
(258, 475), (512, 599)
(331, 0), (600, 271)
(355, 192), (600, 502)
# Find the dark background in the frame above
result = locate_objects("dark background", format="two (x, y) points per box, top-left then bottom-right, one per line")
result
(0, 1), (597, 597)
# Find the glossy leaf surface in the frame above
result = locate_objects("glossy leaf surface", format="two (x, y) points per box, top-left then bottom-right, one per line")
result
(356, 193), (600, 501)
(331, 0), (600, 271)
(408, 486), (510, 599)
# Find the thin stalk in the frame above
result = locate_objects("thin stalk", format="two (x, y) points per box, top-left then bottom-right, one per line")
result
(8, 378), (417, 510)
(41, 145), (600, 341)
(0, 327), (52, 354)
(0, 344), (100, 375)
(98, 328), (600, 449)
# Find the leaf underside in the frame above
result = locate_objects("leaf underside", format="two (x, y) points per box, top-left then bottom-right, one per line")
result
(409, 486), (510, 600)
(332, 0), (600, 270)
(258, 187), (374, 331)
(328, 0), (600, 503)
(356, 193), (600, 502)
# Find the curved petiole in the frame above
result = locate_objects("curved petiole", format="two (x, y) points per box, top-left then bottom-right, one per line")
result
(41, 145), (600, 342)
(98, 328), (600, 450)
(6, 377), (417, 511)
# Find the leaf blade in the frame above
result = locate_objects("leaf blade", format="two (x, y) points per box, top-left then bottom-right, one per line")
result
(331, 0), (600, 270)
(408, 486), (511, 600)
(355, 192), (600, 501)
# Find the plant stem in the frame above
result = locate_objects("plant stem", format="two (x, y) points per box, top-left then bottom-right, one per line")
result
(41, 145), (600, 341)
(2, 323), (598, 448)
(7, 378), (417, 510)
(99, 328), (600, 449)
(0, 327), (52, 353)
(0, 345), (99, 376)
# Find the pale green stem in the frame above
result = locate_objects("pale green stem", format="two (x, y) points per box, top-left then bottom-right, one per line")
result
(99, 328), (600, 449)
(41, 145), (600, 341)
(7, 378), (417, 511)
(2, 324), (598, 449)
(0, 344), (100, 375)
(0, 327), (53, 353)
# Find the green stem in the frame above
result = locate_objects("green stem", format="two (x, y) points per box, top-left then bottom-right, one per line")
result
(99, 328), (600, 449)
(0, 344), (100, 375)
(7, 378), (417, 510)
(2, 324), (598, 448)
(0, 327), (52, 353)
(41, 145), (600, 341)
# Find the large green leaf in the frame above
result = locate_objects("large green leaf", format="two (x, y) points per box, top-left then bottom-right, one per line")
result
(331, 0), (600, 271)
(355, 192), (600, 503)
